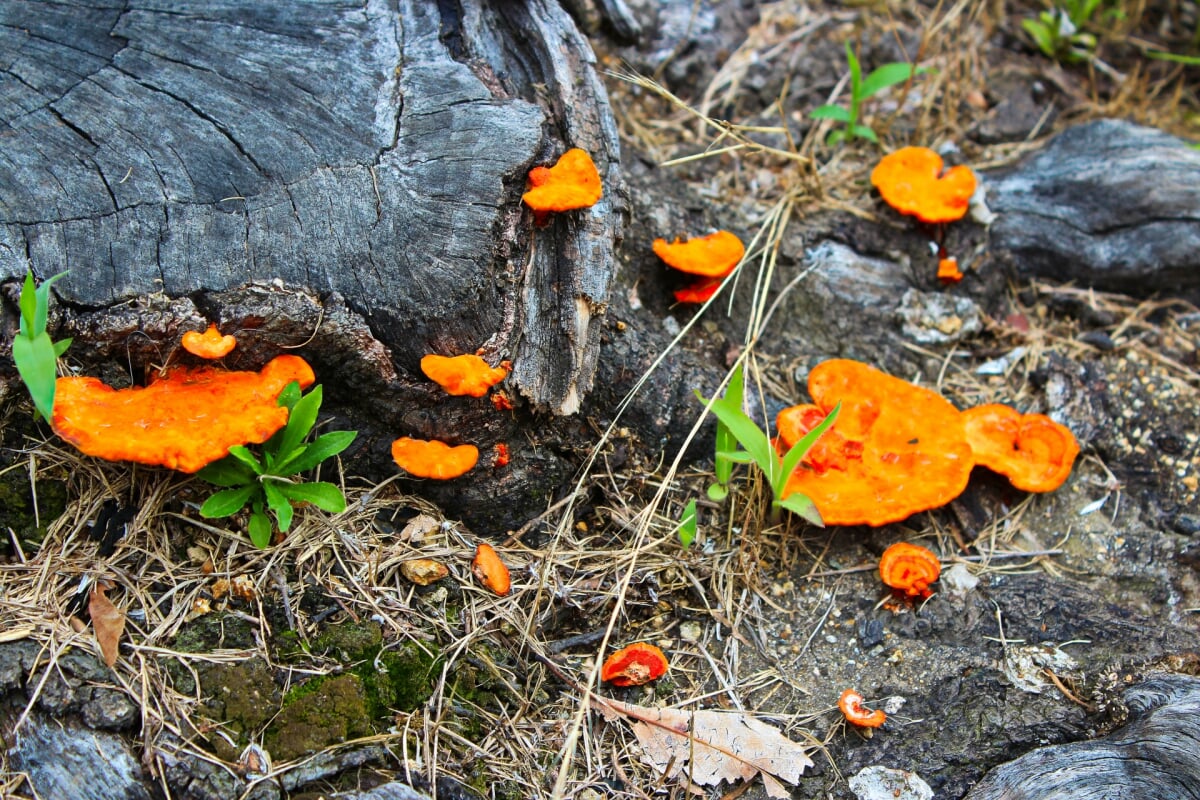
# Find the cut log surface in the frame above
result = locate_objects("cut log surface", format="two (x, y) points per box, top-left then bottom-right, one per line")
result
(0, 0), (625, 414)
(964, 675), (1200, 800)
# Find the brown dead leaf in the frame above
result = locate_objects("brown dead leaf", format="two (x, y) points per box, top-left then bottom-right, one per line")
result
(89, 584), (126, 668)
(601, 698), (812, 798)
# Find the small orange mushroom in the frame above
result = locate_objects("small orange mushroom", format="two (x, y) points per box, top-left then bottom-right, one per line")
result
(391, 437), (478, 479)
(522, 148), (602, 222)
(937, 256), (964, 283)
(778, 360), (974, 526)
(838, 689), (886, 728)
(472, 543), (511, 595)
(51, 355), (315, 473)
(600, 642), (669, 687)
(180, 324), (237, 359)
(962, 404), (1080, 493)
(879, 541), (941, 599)
(420, 354), (510, 398)
(653, 231), (745, 306)
(871, 146), (977, 225)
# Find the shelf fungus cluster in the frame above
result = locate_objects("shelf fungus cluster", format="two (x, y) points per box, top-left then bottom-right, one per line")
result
(774, 359), (1080, 527)
(653, 230), (745, 304)
(521, 147), (602, 225)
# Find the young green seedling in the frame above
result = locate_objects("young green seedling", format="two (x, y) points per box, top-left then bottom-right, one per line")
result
(12, 270), (72, 421)
(198, 383), (356, 548)
(1022, 0), (1107, 64)
(810, 41), (929, 146)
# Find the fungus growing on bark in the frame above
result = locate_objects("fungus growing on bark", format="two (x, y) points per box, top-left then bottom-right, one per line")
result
(600, 642), (669, 687)
(653, 230), (745, 304)
(391, 437), (479, 479)
(839, 689), (887, 728)
(420, 354), (510, 398)
(962, 404), (1080, 492)
(870, 146), (977, 224)
(472, 543), (511, 595)
(52, 355), (315, 473)
(181, 324), (237, 359)
(878, 541), (941, 599)
(937, 256), (964, 283)
(777, 359), (974, 526)
(522, 148), (602, 222)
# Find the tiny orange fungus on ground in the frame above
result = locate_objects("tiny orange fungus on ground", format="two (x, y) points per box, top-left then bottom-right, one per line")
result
(472, 543), (511, 595)
(493, 442), (510, 468)
(937, 256), (964, 283)
(601, 642), (669, 687)
(181, 323), (237, 359)
(52, 355), (315, 473)
(962, 404), (1080, 492)
(879, 541), (942, 599)
(871, 146), (977, 224)
(421, 354), (510, 398)
(522, 148), (602, 221)
(491, 390), (514, 411)
(391, 437), (478, 479)
(838, 689), (886, 728)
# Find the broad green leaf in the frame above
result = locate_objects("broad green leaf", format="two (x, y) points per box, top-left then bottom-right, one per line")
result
(196, 457), (258, 488)
(263, 480), (294, 532)
(13, 333), (59, 420)
(273, 430), (357, 476)
(276, 381), (302, 411)
(275, 385), (322, 463)
(715, 449), (755, 465)
(713, 365), (745, 486)
(825, 129), (846, 147)
(698, 392), (778, 481)
(18, 272), (36, 338)
(1022, 18), (1058, 57)
(809, 104), (853, 123)
(248, 507), (273, 548)
(677, 498), (698, 549)
(776, 492), (825, 527)
(53, 337), (72, 357)
(274, 481), (347, 513)
(706, 483), (728, 502)
(225, 445), (264, 475)
(200, 485), (258, 518)
(33, 271), (68, 336)
(851, 124), (879, 142)
(778, 402), (842, 485)
(860, 62), (917, 100)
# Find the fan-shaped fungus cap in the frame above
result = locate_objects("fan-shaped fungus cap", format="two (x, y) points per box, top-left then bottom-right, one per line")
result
(601, 642), (669, 687)
(653, 230), (745, 278)
(871, 147), (977, 224)
(937, 257), (964, 284)
(962, 404), (1080, 492)
(778, 359), (974, 526)
(420, 354), (510, 398)
(879, 541), (941, 599)
(838, 689), (887, 728)
(672, 278), (723, 305)
(522, 148), (602, 217)
(52, 355), (315, 473)
(472, 543), (511, 596)
(391, 437), (478, 479)
(181, 324), (237, 359)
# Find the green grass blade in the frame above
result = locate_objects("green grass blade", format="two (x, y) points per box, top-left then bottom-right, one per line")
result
(263, 480), (294, 532)
(778, 402), (842, 483)
(13, 333), (59, 420)
(677, 498), (698, 549)
(860, 63), (917, 99)
(274, 430), (357, 476)
(851, 124), (879, 142)
(776, 493), (824, 527)
(18, 272), (37, 338)
(274, 385), (322, 462)
(33, 272), (68, 335)
(713, 365), (745, 486)
(809, 104), (853, 123)
(698, 392), (776, 477)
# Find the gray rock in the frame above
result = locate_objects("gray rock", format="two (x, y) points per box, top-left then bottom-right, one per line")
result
(6, 712), (153, 800)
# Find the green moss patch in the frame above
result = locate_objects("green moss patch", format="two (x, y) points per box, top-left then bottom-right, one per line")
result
(266, 673), (373, 761)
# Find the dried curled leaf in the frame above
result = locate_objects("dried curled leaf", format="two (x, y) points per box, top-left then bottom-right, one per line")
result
(89, 584), (126, 668)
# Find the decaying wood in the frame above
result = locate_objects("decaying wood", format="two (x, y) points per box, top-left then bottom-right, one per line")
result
(964, 675), (1200, 800)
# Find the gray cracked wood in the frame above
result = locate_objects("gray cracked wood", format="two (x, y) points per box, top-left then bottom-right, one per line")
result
(0, 0), (625, 414)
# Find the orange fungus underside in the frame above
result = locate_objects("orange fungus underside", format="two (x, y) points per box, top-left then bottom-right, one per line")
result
(181, 324), (237, 359)
(51, 355), (315, 473)
(652, 230), (745, 278)
(839, 689), (887, 728)
(778, 359), (974, 527)
(871, 146), (977, 224)
(391, 437), (478, 480)
(962, 404), (1080, 492)
(879, 541), (941, 599)
(601, 642), (669, 687)
(522, 148), (602, 215)
(673, 278), (723, 304)
(420, 354), (510, 398)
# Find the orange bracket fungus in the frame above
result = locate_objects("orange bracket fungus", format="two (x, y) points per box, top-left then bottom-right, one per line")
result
(52, 355), (315, 473)
(653, 230), (745, 304)
(776, 359), (974, 526)
(871, 146), (977, 225)
(472, 543), (511, 595)
(879, 541), (941, 599)
(839, 689), (886, 728)
(391, 437), (478, 479)
(521, 148), (602, 223)
(420, 353), (510, 398)
(962, 404), (1080, 492)
(600, 642), (669, 687)
(181, 324), (237, 359)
